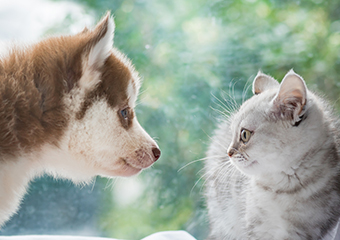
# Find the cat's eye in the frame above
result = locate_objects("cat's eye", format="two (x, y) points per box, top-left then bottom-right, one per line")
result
(240, 129), (252, 143)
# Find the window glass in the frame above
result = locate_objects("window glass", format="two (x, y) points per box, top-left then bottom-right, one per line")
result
(1, 0), (340, 239)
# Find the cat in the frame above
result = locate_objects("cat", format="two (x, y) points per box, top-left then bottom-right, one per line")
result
(0, 13), (160, 226)
(205, 70), (340, 239)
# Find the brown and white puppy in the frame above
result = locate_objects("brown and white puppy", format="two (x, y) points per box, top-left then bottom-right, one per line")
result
(0, 13), (160, 226)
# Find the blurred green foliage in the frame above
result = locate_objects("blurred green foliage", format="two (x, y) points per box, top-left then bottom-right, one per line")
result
(3, 0), (340, 239)
(69, 0), (340, 239)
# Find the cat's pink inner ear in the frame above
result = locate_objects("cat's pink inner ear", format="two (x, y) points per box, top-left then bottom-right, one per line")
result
(252, 71), (279, 95)
(274, 70), (307, 119)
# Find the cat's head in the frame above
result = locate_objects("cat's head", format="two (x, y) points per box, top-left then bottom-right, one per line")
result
(227, 70), (328, 176)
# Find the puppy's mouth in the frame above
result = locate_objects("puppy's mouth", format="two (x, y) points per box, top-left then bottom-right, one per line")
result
(108, 158), (140, 177)
(118, 158), (154, 177)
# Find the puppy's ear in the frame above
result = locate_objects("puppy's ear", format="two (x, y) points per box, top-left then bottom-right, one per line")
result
(87, 13), (114, 69)
(80, 13), (115, 90)
(79, 27), (89, 34)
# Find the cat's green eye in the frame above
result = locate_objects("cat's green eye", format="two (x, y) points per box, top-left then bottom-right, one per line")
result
(240, 129), (252, 143)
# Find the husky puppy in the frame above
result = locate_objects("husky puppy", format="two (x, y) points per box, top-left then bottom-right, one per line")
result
(0, 13), (161, 226)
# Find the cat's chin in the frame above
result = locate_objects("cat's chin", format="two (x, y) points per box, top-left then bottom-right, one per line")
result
(233, 160), (259, 175)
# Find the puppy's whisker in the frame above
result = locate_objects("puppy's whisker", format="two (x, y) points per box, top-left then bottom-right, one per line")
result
(90, 177), (97, 192)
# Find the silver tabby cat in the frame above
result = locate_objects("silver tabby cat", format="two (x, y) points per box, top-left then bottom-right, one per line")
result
(205, 70), (340, 240)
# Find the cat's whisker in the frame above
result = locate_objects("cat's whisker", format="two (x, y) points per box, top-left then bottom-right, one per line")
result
(220, 87), (240, 109)
(230, 80), (237, 103)
(191, 169), (215, 195)
(224, 164), (236, 178)
(196, 167), (208, 176)
(211, 93), (236, 116)
(178, 156), (217, 172)
(242, 80), (252, 104)
(211, 93), (231, 112)
(204, 162), (234, 190)
(214, 161), (233, 182)
(193, 157), (233, 195)
(193, 155), (230, 174)
(229, 79), (243, 107)
(210, 106), (231, 119)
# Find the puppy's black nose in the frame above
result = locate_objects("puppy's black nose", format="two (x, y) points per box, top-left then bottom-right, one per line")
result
(152, 147), (161, 161)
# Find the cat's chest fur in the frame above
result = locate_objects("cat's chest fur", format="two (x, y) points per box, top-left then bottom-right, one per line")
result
(245, 180), (321, 239)
(245, 185), (291, 239)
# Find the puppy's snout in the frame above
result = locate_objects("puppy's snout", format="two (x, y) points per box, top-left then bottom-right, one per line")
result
(152, 147), (161, 161)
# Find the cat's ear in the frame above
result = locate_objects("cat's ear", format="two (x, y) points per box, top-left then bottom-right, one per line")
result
(252, 71), (279, 95)
(271, 70), (307, 122)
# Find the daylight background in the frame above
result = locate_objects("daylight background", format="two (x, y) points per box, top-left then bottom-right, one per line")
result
(0, 0), (340, 239)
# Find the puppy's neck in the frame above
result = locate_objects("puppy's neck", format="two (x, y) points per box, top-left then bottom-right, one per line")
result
(0, 157), (41, 226)
(0, 141), (97, 227)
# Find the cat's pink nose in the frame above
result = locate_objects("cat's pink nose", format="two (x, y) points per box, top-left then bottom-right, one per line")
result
(227, 148), (235, 157)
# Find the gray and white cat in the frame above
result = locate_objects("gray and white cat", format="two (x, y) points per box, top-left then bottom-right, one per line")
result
(205, 70), (340, 240)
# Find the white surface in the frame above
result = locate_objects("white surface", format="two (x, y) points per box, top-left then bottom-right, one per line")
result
(0, 231), (197, 240)
(1, 227), (340, 240)
(141, 231), (196, 240)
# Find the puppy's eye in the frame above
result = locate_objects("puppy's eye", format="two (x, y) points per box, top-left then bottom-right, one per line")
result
(240, 129), (252, 143)
(121, 108), (129, 119)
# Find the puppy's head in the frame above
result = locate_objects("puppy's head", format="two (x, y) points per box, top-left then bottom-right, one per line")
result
(61, 13), (160, 179)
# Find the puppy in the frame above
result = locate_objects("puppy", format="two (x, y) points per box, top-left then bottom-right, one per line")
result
(0, 13), (160, 226)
